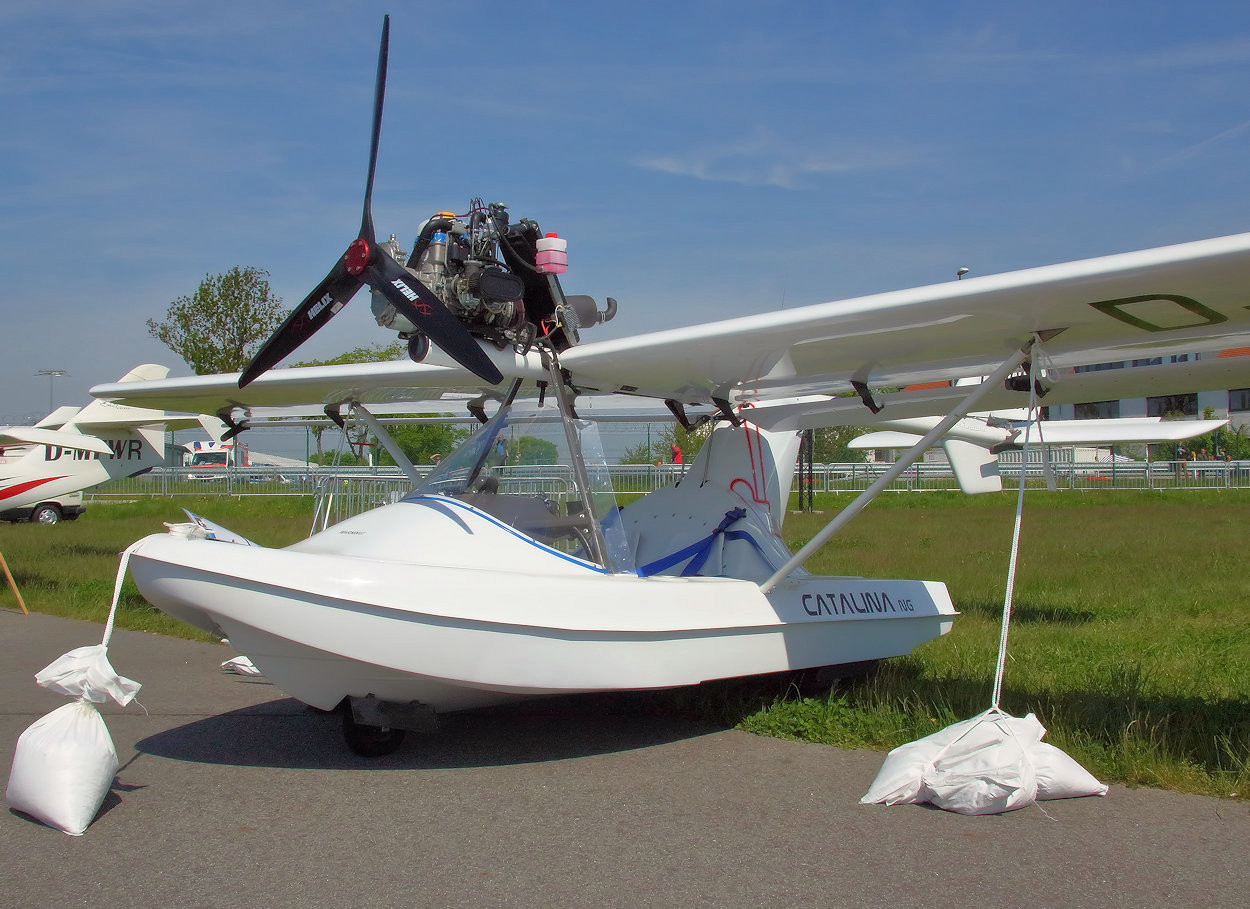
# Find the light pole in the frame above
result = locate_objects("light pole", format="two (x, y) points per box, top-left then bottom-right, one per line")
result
(35, 369), (68, 413)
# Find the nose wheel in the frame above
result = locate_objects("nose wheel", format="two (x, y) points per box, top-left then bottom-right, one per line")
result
(341, 706), (406, 757)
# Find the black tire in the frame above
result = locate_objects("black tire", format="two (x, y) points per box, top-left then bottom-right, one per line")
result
(30, 504), (61, 525)
(341, 707), (406, 757)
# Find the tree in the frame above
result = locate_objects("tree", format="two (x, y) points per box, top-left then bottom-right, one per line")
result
(515, 436), (559, 466)
(376, 422), (469, 466)
(147, 266), (285, 375)
(291, 341), (405, 367)
(811, 426), (868, 463)
(307, 450), (367, 466)
(620, 438), (657, 464)
(621, 421), (712, 464)
(287, 342), (407, 460)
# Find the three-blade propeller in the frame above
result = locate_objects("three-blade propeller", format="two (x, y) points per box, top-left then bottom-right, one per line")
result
(239, 16), (503, 388)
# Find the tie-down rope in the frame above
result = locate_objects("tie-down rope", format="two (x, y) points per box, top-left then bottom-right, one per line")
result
(990, 352), (1043, 710)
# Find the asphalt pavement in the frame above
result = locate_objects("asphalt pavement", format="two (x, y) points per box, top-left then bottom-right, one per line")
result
(2, 607), (1247, 908)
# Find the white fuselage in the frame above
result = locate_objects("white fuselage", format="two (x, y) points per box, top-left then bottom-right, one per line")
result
(128, 495), (955, 713)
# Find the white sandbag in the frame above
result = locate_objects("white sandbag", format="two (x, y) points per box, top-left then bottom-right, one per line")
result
(916, 712), (1040, 815)
(6, 701), (120, 836)
(1032, 739), (1110, 801)
(221, 655), (262, 676)
(35, 644), (141, 706)
(861, 708), (1108, 815)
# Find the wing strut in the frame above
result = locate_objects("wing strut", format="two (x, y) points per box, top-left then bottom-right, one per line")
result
(348, 402), (422, 487)
(759, 341), (1036, 594)
(543, 350), (613, 570)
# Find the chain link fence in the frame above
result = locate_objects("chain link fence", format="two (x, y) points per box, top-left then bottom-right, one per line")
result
(87, 459), (1250, 504)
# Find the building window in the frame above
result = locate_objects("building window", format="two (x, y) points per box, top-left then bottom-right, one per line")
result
(1146, 393), (1198, 417)
(1230, 388), (1250, 412)
(1132, 357), (1163, 367)
(1074, 400), (1120, 419)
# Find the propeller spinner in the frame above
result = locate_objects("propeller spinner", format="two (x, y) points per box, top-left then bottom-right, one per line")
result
(238, 16), (503, 388)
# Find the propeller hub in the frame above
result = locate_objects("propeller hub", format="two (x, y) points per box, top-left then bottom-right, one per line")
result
(344, 238), (371, 276)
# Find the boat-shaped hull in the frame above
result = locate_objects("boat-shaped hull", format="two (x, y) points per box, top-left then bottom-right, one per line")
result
(128, 509), (955, 713)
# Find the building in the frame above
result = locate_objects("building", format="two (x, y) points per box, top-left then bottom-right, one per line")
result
(1046, 349), (1250, 431)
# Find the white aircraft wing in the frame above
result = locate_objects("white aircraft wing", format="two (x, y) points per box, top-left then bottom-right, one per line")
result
(849, 417), (1229, 451)
(560, 232), (1250, 403)
(1026, 417), (1229, 445)
(90, 359), (501, 417)
(92, 232), (1250, 417)
(0, 426), (114, 454)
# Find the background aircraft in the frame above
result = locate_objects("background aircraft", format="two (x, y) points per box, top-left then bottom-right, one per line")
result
(846, 413), (1230, 494)
(0, 365), (205, 523)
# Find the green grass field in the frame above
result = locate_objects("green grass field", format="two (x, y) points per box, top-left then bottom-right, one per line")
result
(1, 490), (1247, 799)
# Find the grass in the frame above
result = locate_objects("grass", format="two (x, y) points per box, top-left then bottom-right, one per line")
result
(0, 497), (314, 641)
(1, 489), (1247, 799)
(744, 489), (1250, 800)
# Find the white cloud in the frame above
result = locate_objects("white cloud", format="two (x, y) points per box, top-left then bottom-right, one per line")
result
(1146, 118), (1250, 172)
(634, 129), (915, 190)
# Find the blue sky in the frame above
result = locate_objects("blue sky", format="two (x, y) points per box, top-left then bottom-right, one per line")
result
(3, 1), (1250, 422)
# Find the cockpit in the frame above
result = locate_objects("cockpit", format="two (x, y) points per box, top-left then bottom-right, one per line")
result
(404, 402), (636, 574)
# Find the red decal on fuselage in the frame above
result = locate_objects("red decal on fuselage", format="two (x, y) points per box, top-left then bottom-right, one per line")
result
(0, 476), (68, 501)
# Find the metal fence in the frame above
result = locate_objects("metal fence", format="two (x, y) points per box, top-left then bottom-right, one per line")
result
(86, 459), (1250, 504)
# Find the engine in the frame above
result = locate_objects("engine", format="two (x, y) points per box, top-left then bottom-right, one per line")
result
(370, 199), (614, 359)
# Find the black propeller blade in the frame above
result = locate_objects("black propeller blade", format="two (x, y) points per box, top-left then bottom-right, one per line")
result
(238, 260), (363, 388)
(238, 14), (502, 389)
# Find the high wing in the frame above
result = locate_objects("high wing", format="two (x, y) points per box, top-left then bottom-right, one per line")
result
(559, 232), (1250, 404)
(92, 231), (1250, 417)
(90, 359), (510, 419)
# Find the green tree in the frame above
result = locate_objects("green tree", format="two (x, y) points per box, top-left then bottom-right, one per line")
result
(620, 438), (658, 464)
(623, 421), (713, 465)
(147, 266), (285, 375)
(811, 426), (868, 463)
(291, 341), (405, 367)
(307, 450), (367, 466)
(288, 342), (408, 460)
(376, 422), (469, 466)
(661, 421), (709, 464)
(515, 436), (559, 465)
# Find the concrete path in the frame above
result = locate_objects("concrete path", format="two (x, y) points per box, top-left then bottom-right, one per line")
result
(2, 608), (1247, 908)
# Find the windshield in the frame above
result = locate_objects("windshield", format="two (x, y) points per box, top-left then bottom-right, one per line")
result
(406, 404), (634, 573)
(191, 452), (227, 466)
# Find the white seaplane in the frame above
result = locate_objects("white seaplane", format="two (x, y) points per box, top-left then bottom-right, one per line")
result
(90, 17), (1250, 755)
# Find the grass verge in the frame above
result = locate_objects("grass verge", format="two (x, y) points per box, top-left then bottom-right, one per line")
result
(0, 497), (313, 641)
(745, 489), (1250, 800)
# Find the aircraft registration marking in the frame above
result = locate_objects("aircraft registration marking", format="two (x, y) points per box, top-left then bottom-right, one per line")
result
(44, 439), (145, 461)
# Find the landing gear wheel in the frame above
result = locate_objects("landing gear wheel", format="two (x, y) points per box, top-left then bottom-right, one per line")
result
(30, 504), (61, 525)
(407, 333), (430, 364)
(341, 707), (406, 757)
